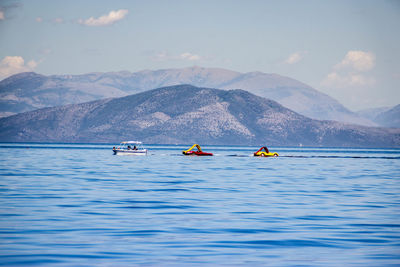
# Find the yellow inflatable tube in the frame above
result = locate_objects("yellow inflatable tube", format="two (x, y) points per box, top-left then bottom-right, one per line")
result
(183, 144), (202, 154)
(254, 146), (278, 157)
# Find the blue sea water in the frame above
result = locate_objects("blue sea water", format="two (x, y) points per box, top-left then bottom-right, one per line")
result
(0, 143), (399, 266)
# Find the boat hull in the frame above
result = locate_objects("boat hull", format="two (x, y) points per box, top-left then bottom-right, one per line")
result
(113, 149), (147, 156)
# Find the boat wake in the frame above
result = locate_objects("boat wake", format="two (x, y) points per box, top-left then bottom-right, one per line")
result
(281, 155), (400, 159)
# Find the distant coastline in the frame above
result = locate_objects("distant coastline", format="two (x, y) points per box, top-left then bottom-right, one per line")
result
(1, 85), (399, 148)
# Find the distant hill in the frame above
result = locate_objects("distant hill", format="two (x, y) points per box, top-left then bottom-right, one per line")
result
(374, 104), (400, 128)
(357, 105), (400, 128)
(0, 67), (375, 126)
(356, 106), (392, 121)
(0, 72), (127, 117)
(0, 85), (398, 147)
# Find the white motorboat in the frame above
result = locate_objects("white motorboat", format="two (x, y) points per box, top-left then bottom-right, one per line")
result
(112, 141), (148, 155)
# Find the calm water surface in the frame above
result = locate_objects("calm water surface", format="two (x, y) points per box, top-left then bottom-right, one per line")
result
(0, 144), (399, 266)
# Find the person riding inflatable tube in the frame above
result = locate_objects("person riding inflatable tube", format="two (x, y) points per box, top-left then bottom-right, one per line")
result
(182, 144), (213, 156)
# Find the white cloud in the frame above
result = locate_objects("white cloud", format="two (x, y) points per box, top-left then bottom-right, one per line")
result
(150, 51), (202, 62)
(53, 17), (64, 24)
(152, 51), (169, 61)
(0, 56), (38, 80)
(27, 60), (38, 69)
(180, 52), (201, 61)
(78, 9), (128, 26)
(0, 3), (22, 21)
(322, 71), (375, 88)
(335, 50), (375, 72)
(349, 74), (370, 86)
(322, 50), (376, 89)
(284, 52), (305, 64)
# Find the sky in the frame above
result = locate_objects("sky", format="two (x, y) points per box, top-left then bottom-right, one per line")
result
(0, 0), (399, 111)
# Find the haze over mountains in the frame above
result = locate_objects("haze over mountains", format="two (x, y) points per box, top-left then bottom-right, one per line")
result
(0, 66), (377, 126)
(357, 105), (400, 128)
(0, 85), (398, 147)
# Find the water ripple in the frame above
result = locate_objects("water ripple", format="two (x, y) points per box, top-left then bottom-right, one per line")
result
(0, 144), (399, 266)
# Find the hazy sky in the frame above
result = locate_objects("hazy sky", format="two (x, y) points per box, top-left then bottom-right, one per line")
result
(0, 0), (399, 111)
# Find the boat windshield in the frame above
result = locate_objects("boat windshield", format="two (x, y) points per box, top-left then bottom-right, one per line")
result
(115, 142), (145, 150)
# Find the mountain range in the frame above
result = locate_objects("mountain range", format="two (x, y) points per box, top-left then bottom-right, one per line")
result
(357, 105), (400, 128)
(0, 85), (398, 147)
(0, 66), (376, 126)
